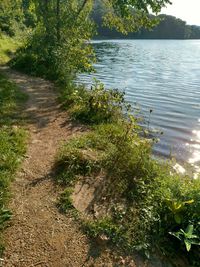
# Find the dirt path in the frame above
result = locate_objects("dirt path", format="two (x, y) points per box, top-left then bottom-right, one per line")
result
(1, 69), (118, 267)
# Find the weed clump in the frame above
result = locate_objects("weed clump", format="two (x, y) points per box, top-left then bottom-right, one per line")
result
(55, 136), (103, 186)
(58, 188), (74, 213)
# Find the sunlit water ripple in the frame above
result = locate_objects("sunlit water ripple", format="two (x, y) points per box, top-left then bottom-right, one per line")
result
(78, 40), (200, 177)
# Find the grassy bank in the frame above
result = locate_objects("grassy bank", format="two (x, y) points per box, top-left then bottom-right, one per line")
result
(54, 82), (200, 267)
(8, 31), (200, 265)
(0, 72), (27, 253)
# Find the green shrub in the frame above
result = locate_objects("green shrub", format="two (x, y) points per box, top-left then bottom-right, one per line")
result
(61, 81), (131, 125)
(10, 2), (96, 83)
(55, 120), (200, 265)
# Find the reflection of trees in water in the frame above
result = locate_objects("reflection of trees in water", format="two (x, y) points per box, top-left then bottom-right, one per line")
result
(93, 42), (120, 63)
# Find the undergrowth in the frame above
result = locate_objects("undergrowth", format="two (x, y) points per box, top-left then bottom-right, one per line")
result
(0, 72), (27, 254)
(55, 84), (200, 266)
(0, 34), (21, 64)
(60, 81), (129, 124)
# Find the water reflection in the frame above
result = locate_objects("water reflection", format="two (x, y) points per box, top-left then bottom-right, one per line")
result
(79, 40), (200, 177)
(93, 42), (120, 63)
(188, 128), (200, 178)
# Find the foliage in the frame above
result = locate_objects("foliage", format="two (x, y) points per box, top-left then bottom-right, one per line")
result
(11, 0), (171, 82)
(0, 35), (21, 64)
(95, 0), (160, 35)
(3, 0), (200, 265)
(55, 135), (102, 186)
(137, 14), (200, 39)
(0, 0), (36, 36)
(55, 115), (200, 265)
(0, 73), (27, 124)
(165, 198), (194, 225)
(0, 71), (27, 124)
(170, 224), (200, 252)
(0, 72), (27, 252)
(11, 0), (95, 83)
(85, 217), (126, 247)
(62, 81), (130, 124)
(21, 0), (37, 28)
(0, 0), (22, 36)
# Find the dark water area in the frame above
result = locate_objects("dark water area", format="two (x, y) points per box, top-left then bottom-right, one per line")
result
(79, 40), (200, 177)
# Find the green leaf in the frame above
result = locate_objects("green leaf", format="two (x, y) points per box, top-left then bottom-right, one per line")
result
(190, 240), (200, 246)
(184, 239), (191, 252)
(185, 224), (194, 236)
(174, 214), (182, 224)
(169, 231), (182, 241)
(183, 199), (194, 205)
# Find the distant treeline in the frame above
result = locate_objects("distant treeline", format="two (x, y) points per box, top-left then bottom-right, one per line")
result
(93, 12), (200, 39)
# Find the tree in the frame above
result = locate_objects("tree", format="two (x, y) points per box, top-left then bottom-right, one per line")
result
(0, 0), (23, 35)
(0, 0), (36, 35)
(73, 0), (172, 33)
(12, 0), (172, 82)
(22, 0), (37, 28)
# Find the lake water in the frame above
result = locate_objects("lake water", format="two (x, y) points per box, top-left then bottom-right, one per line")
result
(79, 40), (200, 177)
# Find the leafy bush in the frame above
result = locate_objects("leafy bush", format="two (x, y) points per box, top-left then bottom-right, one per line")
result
(10, 1), (95, 83)
(10, 28), (58, 78)
(0, 1), (24, 37)
(61, 81), (131, 124)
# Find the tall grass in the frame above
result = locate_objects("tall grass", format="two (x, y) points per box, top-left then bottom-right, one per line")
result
(0, 72), (27, 254)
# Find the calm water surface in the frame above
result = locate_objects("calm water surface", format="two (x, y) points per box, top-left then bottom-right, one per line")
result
(79, 40), (200, 176)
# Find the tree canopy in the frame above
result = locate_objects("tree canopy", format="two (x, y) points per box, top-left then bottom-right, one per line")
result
(2, 0), (172, 82)
(1, 0), (172, 36)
